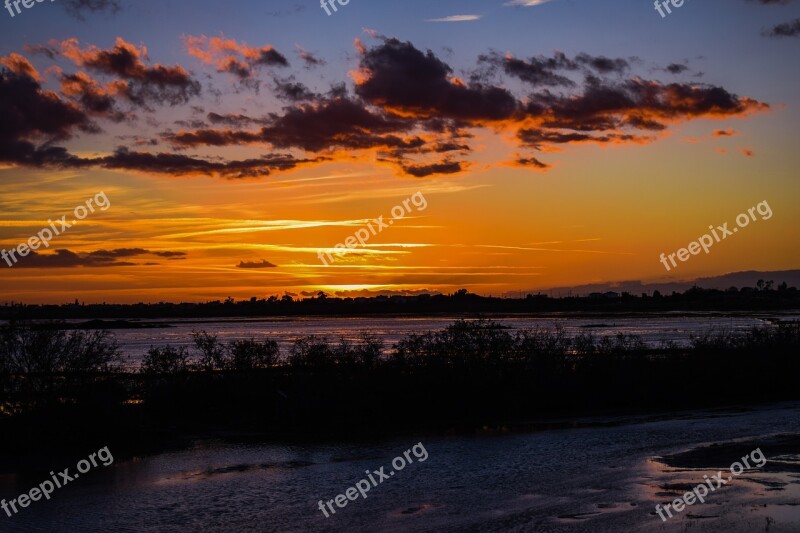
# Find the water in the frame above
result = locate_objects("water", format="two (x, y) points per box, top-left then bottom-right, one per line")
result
(70, 313), (799, 366)
(2, 402), (800, 532)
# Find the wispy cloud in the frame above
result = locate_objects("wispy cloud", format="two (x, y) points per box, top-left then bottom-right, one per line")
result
(426, 14), (482, 22)
(504, 0), (554, 6)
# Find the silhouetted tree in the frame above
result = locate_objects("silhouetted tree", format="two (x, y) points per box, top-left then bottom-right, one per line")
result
(140, 345), (190, 375)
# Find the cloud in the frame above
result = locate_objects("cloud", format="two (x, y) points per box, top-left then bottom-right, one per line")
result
(0, 53), (41, 81)
(159, 37), (768, 175)
(264, 4), (305, 17)
(295, 45), (326, 67)
(504, 0), (555, 6)
(513, 156), (551, 169)
(479, 51), (577, 87)
(713, 128), (737, 137)
(183, 34), (289, 85)
(237, 259), (278, 269)
(426, 15), (482, 22)
(354, 38), (518, 121)
(767, 18), (800, 37)
(97, 148), (322, 179)
(60, 0), (121, 20)
(0, 64), (95, 147)
(665, 63), (690, 74)
(58, 71), (130, 122)
(4, 248), (186, 268)
(272, 77), (319, 102)
(166, 95), (421, 153)
(42, 37), (201, 106)
(1, 34), (770, 179)
(524, 77), (767, 134)
(400, 160), (463, 177)
(206, 112), (264, 127)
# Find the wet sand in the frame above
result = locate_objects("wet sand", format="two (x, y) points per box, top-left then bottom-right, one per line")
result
(2, 403), (799, 532)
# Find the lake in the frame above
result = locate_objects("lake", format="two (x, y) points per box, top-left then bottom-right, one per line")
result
(89, 313), (800, 366)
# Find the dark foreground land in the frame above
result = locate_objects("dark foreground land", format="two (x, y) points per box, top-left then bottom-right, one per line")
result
(3, 284), (800, 320)
(1, 313), (799, 470)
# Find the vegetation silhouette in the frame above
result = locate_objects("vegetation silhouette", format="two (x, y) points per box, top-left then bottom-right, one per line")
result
(2, 314), (800, 465)
(2, 282), (799, 321)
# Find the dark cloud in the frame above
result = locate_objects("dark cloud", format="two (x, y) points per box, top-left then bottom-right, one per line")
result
(479, 51), (577, 87)
(98, 148), (320, 179)
(295, 46), (326, 68)
(518, 128), (651, 149)
(115, 134), (159, 146)
(207, 112), (263, 127)
(401, 160), (463, 177)
(525, 77), (767, 136)
(163, 37), (767, 175)
(0, 59), (321, 178)
(184, 35), (289, 84)
(272, 77), (318, 102)
(767, 18), (800, 36)
(167, 96), (421, 154)
(61, 0), (121, 20)
(237, 260), (277, 269)
(265, 4), (305, 17)
(86, 248), (188, 259)
(478, 51), (629, 87)
(0, 65), (95, 147)
(574, 53), (630, 74)
(58, 71), (129, 122)
(23, 44), (56, 60)
(2, 35), (771, 179)
(263, 97), (418, 151)
(355, 38), (518, 121)
(154, 251), (188, 258)
(5, 248), (185, 268)
(513, 156), (551, 169)
(52, 38), (201, 106)
(174, 119), (209, 129)
(666, 63), (689, 74)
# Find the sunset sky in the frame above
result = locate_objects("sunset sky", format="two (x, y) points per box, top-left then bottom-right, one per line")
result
(1, 0), (799, 303)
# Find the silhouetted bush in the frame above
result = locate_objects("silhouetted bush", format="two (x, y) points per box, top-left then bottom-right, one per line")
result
(0, 323), (121, 375)
(229, 338), (279, 370)
(2, 319), (800, 452)
(0, 322), (122, 415)
(191, 331), (226, 371)
(140, 345), (190, 375)
(189, 331), (280, 371)
(288, 335), (335, 368)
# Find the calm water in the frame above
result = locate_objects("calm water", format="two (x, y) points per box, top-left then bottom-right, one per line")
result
(2, 402), (799, 532)
(82, 313), (800, 366)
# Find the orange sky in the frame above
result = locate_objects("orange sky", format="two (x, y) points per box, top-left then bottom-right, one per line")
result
(2, 1), (799, 303)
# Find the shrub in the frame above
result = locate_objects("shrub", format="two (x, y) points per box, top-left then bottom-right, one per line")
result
(288, 336), (334, 368)
(229, 339), (279, 370)
(140, 345), (190, 375)
(0, 323), (121, 375)
(191, 331), (227, 371)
